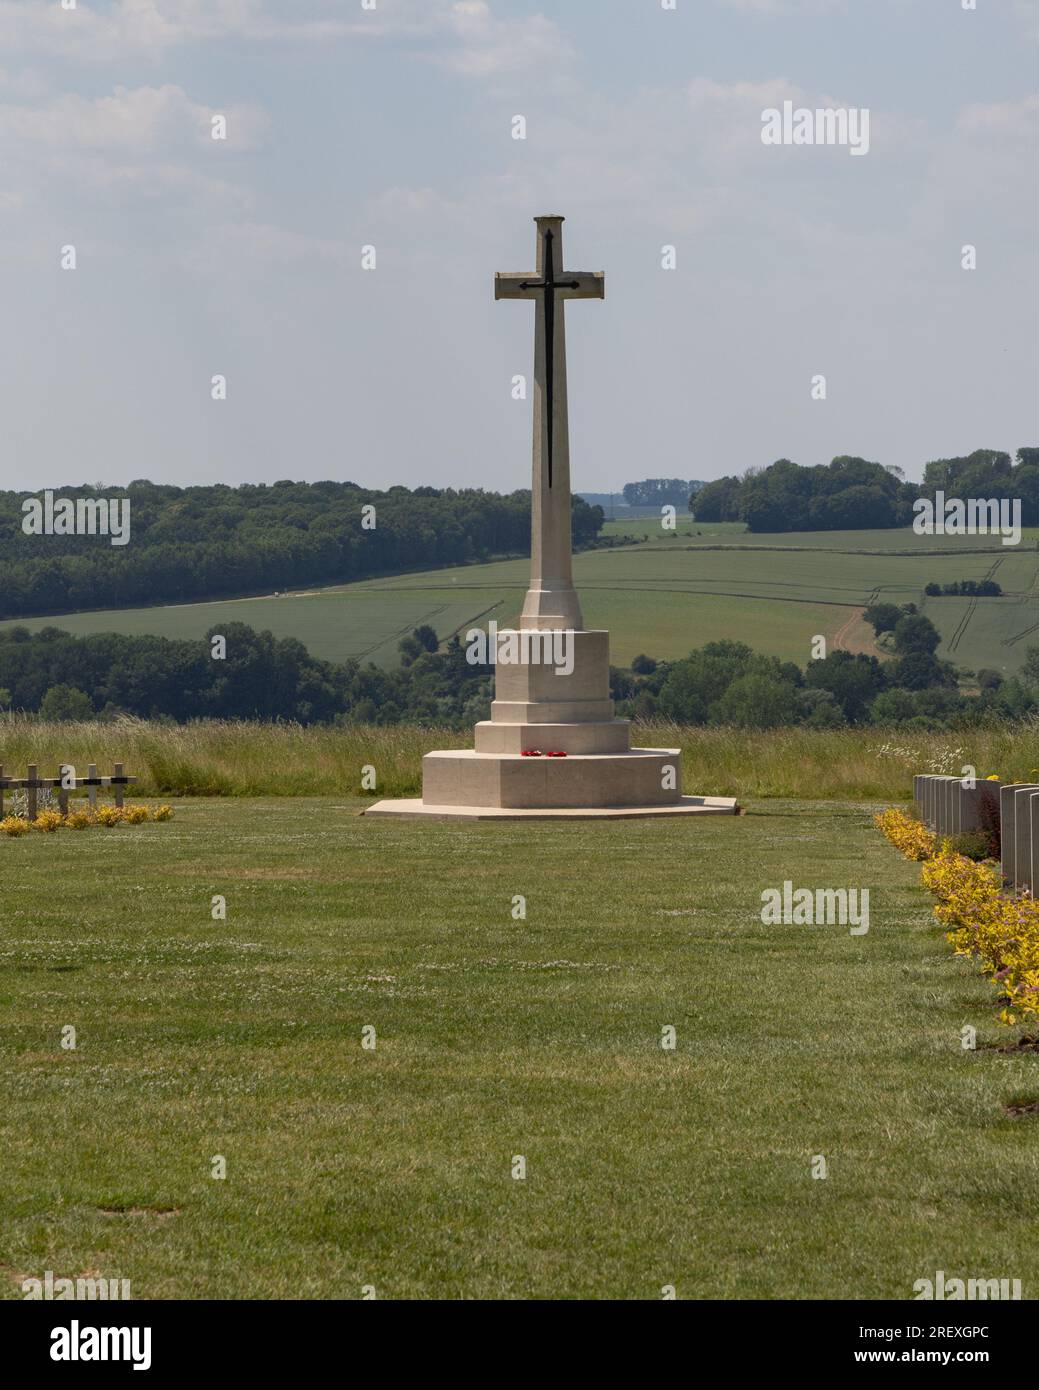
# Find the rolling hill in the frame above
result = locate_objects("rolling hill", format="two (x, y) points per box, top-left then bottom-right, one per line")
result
(4, 523), (1039, 676)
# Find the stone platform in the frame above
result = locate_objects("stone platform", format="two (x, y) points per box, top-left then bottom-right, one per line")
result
(364, 794), (739, 821)
(420, 746), (685, 810)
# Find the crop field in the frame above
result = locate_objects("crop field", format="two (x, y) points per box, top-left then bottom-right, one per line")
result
(5, 525), (1039, 674)
(0, 588), (505, 669)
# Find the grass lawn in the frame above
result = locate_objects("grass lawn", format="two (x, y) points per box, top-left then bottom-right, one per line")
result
(2, 796), (1036, 1300)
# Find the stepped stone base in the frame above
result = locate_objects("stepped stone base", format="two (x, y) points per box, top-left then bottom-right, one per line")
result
(364, 796), (740, 821)
(421, 747), (683, 810)
(365, 624), (740, 823)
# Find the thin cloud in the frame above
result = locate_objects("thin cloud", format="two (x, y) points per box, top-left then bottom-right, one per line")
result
(0, 84), (266, 151)
(0, 0), (569, 72)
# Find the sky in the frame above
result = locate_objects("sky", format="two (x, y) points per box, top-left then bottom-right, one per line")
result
(2, 0), (1039, 493)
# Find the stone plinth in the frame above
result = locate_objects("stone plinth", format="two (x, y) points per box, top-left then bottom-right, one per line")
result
(422, 747), (682, 810)
(366, 626), (739, 820)
(365, 796), (739, 822)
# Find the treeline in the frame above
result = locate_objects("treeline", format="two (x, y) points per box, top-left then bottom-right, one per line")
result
(622, 478), (705, 507)
(6, 611), (1039, 733)
(692, 449), (1039, 532)
(0, 481), (604, 619)
(613, 635), (1037, 732)
(0, 622), (494, 726)
(924, 580), (1002, 597)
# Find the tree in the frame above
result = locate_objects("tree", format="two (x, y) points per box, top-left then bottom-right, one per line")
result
(808, 484), (894, 530)
(798, 688), (847, 728)
(691, 476), (742, 521)
(657, 641), (757, 724)
(39, 684), (94, 721)
(890, 652), (947, 690)
(863, 602), (904, 635)
(805, 651), (886, 722)
(870, 689), (919, 724)
(714, 672), (801, 728)
(893, 613), (940, 656)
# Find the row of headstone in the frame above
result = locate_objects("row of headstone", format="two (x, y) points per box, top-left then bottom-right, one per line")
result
(912, 775), (997, 837)
(912, 775), (1039, 893)
(998, 783), (1039, 893)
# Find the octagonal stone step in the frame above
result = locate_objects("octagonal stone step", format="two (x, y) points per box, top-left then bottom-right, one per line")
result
(421, 747), (683, 809)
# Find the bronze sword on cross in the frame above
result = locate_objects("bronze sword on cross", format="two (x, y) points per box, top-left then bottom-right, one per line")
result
(495, 217), (604, 489)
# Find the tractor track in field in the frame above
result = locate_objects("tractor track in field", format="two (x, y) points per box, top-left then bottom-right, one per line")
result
(947, 598), (977, 653)
(353, 603), (455, 660)
(1000, 556), (1039, 647)
(833, 589), (886, 658)
(938, 556), (1004, 655)
(832, 609), (862, 652)
(1004, 619), (1039, 648)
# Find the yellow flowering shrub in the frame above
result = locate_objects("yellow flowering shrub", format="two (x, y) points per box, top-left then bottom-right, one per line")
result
(877, 805), (1039, 1030)
(874, 807), (937, 861)
(990, 897), (1039, 1027)
(921, 846), (1006, 958)
(3, 804), (173, 837)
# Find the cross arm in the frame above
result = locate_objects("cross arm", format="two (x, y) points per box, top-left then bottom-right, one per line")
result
(494, 272), (539, 301)
(559, 271), (605, 300)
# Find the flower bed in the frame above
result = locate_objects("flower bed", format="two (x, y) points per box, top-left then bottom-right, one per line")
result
(876, 806), (1039, 1029)
(2, 805), (173, 836)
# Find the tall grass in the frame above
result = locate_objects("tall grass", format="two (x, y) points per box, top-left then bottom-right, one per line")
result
(1, 712), (1035, 800)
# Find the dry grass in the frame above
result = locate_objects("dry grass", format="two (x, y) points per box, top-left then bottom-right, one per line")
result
(0, 712), (1034, 801)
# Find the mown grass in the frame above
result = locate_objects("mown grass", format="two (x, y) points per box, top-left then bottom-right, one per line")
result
(1, 795), (1037, 1299)
(1, 715), (1036, 801)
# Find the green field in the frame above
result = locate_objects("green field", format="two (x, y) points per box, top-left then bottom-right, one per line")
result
(6, 525), (1039, 674)
(2, 794), (1036, 1299)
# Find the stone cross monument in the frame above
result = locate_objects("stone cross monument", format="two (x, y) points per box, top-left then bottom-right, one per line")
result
(366, 215), (738, 820)
(494, 215), (603, 632)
